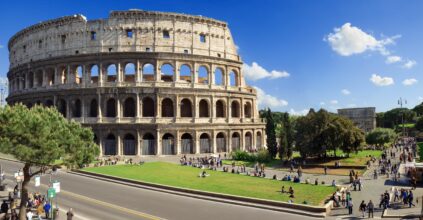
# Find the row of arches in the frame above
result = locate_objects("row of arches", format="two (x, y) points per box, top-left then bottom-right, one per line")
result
(36, 96), (253, 119)
(101, 131), (263, 156)
(9, 62), (242, 93)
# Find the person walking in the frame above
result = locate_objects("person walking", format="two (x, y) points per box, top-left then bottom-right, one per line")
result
(347, 198), (353, 215)
(66, 208), (74, 220)
(367, 200), (374, 218)
(44, 201), (51, 219)
(0, 200), (8, 214)
(359, 200), (366, 218)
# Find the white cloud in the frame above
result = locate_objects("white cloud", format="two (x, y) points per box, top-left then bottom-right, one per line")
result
(402, 59), (417, 69)
(0, 76), (7, 84)
(402, 78), (417, 86)
(320, 102), (326, 106)
(385, 55), (402, 64)
(341, 89), (351, 95)
(254, 86), (288, 109)
(289, 108), (309, 116)
(325, 23), (399, 56)
(370, 74), (394, 86)
(330, 100), (338, 105)
(242, 62), (289, 81)
(0, 45), (4, 49)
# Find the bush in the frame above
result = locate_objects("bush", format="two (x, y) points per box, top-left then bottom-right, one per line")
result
(230, 150), (271, 164)
(256, 150), (272, 163)
(231, 150), (252, 161)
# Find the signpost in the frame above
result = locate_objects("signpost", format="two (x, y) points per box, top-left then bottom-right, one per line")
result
(35, 176), (40, 187)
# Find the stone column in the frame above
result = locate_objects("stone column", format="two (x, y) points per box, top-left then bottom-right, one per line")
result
(81, 65), (87, 87)
(98, 63), (103, 86)
(155, 60), (161, 82)
(210, 64), (216, 85)
(193, 63), (199, 85)
(117, 62), (122, 84)
(174, 61), (180, 82)
(193, 96), (198, 120)
(116, 97), (121, 122)
(66, 65), (72, 84)
(156, 129), (161, 155)
(241, 97), (245, 121)
(176, 130), (181, 155)
(227, 97), (231, 122)
(81, 99), (86, 123)
(65, 99), (70, 120)
(211, 96), (215, 123)
(117, 133), (122, 156)
(97, 93), (102, 121)
(136, 93), (141, 120)
(136, 60), (141, 83)
(137, 130), (141, 156)
(241, 130), (245, 151)
(252, 129), (257, 150)
(42, 69), (47, 87)
(156, 95), (161, 118)
(227, 130), (232, 153)
(175, 95), (179, 119)
(212, 130), (217, 153)
(195, 131), (200, 154)
(98, 131), (103, 157)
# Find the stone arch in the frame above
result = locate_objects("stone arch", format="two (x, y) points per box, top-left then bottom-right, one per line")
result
(123, 133), (136, 155)
(90, 65), (99, 84)
(104, 133), (117, 155)
(105, 98), (117, 117)
(214, 67), (224, 86)
(45, 100), (54, 107)
(231, 100), (240, 118)
(161, 63), (174, 82)
(89, 99), (98, 117)
(162, 133), (175, 155)
(161, 98), (174, 117)
(46, 68), (55, 86)
(142, 97), (155, 117)
(181, 133), (194, 154)
(106, 64), (117, 82)
(199, 99), (209, 118)
(71, 99), (82, 118)
(35, 70), (43, 87)
(56, 99), (67, 117)
(200, 133), (211, 153)
(179, 64), (192, 83)
(256, 131), (262, 149)
(123, 97), (136, 117)
(142, 63), (155, 81)
(245, 132), (253, 151)
(142, 133), (155, 155)
(244, 102), (252, 118)
(231, 132), (241, 151)
(198, 65), (209, 84)
(124, 63), (136, 83)
(229, 70), (238, 86)
(75, 65), (83, 84)
(216, 100), (226, 118)
(216, 132), (227, 153)
(180, 98), (192, 118)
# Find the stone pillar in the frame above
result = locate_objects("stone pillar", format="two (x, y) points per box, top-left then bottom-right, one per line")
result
(136, 93), (140, 120)
(175, 95), (179, 119)
(252, 129), (257, 150)
(241, 97), (245, 120)
(66, 65), (72, 84)
(211, 96), (215, 123)
(137, 130), (141, 156)
(227, 97), (231, 122)
(65, 99), (70, 119)
(98, 131), (103, 157)
(81, 65), (87, 87)
(174, 61), (180, 82)
(212, 130), (217, 153)
(155, 60), (161, 82)
(117, 134), (122, 156)
(54, 66), (60, 85)
(42, 69), (47, 87)
(195, 131), (200, 154)
(117, 62), (122, 84)
(241, 130), (245, 151)
(193, 63), (199, 85)
(136, 60), (141, 83)
(25, 73), (29, 89)
(210, 64), (216, 85)
(97, 93), (102, 121)
(227, 130), (232, 153)
(156, 129), (161, 155)
(98, 63), (103, 86)
(81, 99), (86, 123)
(116, 97), (121, 122)
(194, 96), (198, 120)
(176, 130), (181, 155)
(156, 95), (161, 118)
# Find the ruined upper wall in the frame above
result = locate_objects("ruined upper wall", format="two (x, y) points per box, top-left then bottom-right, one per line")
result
(8, 10), (239, 68)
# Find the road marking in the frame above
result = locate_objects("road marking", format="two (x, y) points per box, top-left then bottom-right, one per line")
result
(3, 173), (164, 220)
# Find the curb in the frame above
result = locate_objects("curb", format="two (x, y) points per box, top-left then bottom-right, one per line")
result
(71, 169), (332, 218)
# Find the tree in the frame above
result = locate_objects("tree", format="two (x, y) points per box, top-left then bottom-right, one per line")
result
(0, 104), (99, 220)
(415, 117), (423, 132)
(264, 108), (277, 159)
(365, 128), (397, 148)
(413, 102), (423, 117)
(383, 108), (416, 128)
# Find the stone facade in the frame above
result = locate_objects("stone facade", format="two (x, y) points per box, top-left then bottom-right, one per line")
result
(6, 10), (266, 157)
(337, 107), (376, 133)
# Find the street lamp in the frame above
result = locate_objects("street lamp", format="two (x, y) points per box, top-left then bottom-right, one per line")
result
(398, 97), (407, 137)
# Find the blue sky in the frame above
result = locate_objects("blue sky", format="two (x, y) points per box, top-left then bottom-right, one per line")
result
(0, 0), (422, 114)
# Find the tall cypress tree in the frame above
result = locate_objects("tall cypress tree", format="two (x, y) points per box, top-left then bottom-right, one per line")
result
(265, 108), (277, 158)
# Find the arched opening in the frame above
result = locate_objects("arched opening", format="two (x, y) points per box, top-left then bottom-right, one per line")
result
(35, 70), (43, 87)
(123, 134), (136, 155)
(45, 100), (54, 107)
(199, 99), (209, 117)
(245, 132), (253, 151)
(56, 99), (67, 117)
(229, 70), (238, 86)
(93, 134), (99, 145)
(161, 98), (174, 117)
(216, 132), (226, 153)
(71, 99), (82, 118)
(200, 133), (211, 153)
(214, 68), (224, 86)
(143, 63), (154, 81)
(90, 65), (99, 84)
(256, 131), (262, 149)
(142, 133), (155, 155)
(161, 63), (174, 82)
(104, 134), (117, 155)
(123, 97), (136, 117)
(46, 68), (55, 86)
(216, 100), (225, 118)
(198, 66), (209, 84)
(142, 97), (155, 117)
(124, 63), (136, 83)
(107, 64), (117, 82)
(181, 133), (194, 154)
(89, 99), (98, 117)
(179, 64), (192, 83)
(75, 66), (83, 84)
(180, 99), (192, 118)
(231, 101), (240, 118)
(244, 102), (252, 118)
(162, 133), (175, 155)
(106, 98), (116, 117)
(231, 132), (240, 151)
(28, 72), (34, 88)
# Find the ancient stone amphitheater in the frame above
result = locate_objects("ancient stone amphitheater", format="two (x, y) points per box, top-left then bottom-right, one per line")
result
(6, 10), (266, 157)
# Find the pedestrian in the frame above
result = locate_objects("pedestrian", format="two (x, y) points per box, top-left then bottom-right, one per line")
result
(66, 208), (74, 220)
(26, 209), (34, 220)
(359, 200), (366, 218)
(10, 209), (18, 220)
(44, 201), (51, 219)
(408, 190), (415, 208)
(324, 166), (327, 175)
(358, 178), (362, 191)
(367, 200), (374, 218)
(0, 200), (8, 214)
(347, 198), (353, 215)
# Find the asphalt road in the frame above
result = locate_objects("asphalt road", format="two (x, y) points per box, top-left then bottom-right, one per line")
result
(0, 159), (317, 220)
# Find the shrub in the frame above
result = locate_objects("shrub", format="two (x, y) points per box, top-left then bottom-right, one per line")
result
(231, 150), (271, 164)
(231, 150), (252, 161)
(256, 149), (272, 163)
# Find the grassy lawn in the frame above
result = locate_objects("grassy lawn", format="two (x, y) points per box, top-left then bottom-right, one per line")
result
(321, 149), (382, 166)
(418, 142), (423, 162)
(83, 162), (334, 205)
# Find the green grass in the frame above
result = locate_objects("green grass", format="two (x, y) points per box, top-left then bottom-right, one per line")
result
(322, 149), (382, 166)
(83, 162), (334, 205)
(418, 142), (423, 162)
(397, 123), (415, 128)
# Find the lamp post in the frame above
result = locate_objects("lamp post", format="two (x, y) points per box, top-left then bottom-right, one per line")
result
(398, 97), (407, 137)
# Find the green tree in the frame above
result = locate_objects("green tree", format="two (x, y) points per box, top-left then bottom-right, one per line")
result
(413, 102), (423, 117)
(264, 108), (278, 158)
(415, 117), (423, 132)
(383, 108), (416, 128)
(365, 128), (397, 148)
(0, 104), (99, 220)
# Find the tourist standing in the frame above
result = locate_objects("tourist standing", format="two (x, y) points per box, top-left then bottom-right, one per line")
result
(367, 200), (374, 218)
(67, 208), (74, 220)
(347, 198), (353, 215)
(359, 200), (366, 217)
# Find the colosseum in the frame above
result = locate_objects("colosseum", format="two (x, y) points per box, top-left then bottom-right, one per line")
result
(6, 10), (266, 157)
